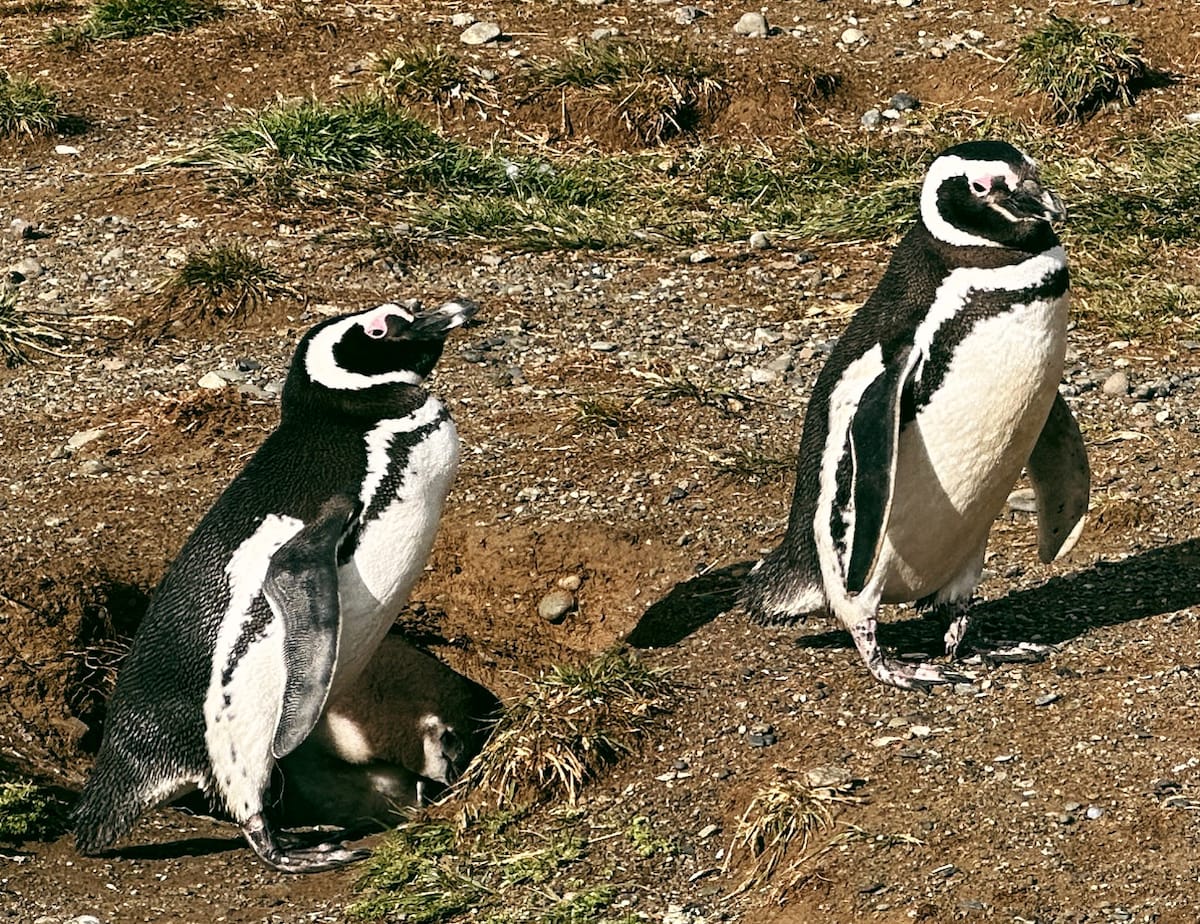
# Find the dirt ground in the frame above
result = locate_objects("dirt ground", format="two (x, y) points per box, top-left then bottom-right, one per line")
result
(2, 0), (1200, 921)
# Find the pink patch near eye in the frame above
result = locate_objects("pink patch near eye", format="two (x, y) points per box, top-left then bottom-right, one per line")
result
(970, 177), (991, 194)
(360, 303), (412, 339)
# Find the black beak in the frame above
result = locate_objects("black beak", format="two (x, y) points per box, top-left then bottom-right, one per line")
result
(1004, 178), (1065, 222)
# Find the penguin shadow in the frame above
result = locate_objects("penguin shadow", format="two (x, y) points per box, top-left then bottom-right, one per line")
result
(792, 539), (1200, 656)
(625, 561), (753, 649)
(105, 833), (248, 862)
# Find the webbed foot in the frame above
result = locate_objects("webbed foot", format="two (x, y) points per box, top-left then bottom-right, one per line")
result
(243, 814), (369, 874)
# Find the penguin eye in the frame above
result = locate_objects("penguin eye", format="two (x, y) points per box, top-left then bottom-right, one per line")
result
(365, 327), (386, 340)
(970, 180), (988, 195)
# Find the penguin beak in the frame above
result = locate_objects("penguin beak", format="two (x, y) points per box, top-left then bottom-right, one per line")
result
(1004, 178), (1065, 222)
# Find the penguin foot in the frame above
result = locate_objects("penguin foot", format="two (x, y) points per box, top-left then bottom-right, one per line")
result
(243, 814), (369, 874)
(867, 658), (974, 693)
(959, 639), (1055, 666)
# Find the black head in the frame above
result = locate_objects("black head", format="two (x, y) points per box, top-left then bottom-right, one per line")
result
(282, 299), (478, 415)
(920, 140), (1064, 252)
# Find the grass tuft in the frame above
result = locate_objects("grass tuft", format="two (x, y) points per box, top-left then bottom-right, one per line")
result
(0, 71), (65, 137)
(155, 242), (292, 324)
(0, 289), (69, 365)
(529, 38), (724, 144)
(459, 649), (674, 806)
(0, 779), (69, 842)
(725, 778), (864, 898)
(374, 43), (496, 110)
(574, 396), (633, 434)
(709, 446), (794, 484)
(1015, 16), (1163, 121)
(49, 0), (221, 43)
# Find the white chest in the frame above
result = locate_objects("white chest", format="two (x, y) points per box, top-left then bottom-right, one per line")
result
(880, 250), (1069, 598)
(332, 403), (460, 694)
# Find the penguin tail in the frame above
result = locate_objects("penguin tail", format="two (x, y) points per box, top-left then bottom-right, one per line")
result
(739, 544), (828, 625)
(73, 737), (190, 855)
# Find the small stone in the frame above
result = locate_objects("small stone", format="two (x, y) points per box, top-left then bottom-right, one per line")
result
(66, 917), (103, 924)
(748, 230), (772, 250)
(1085, 805), (1104, 820)
(840, 27), (865, 45)
(1006, 488), (1037, 513)
(881, 108), (901, 120)
(746, 723), (776, 747)
(236, 357), (262, 372)
(100, 247), (125, 267)
(1035, 693), (1060, 707)
(689, 249), (714, 264)
(67, 427), (105, 450)
(1185, 113), (1200, 125)
(804, 766), (852, 790)
(897, 0), (916, 7)
(674, 5), (706, 25)
(460, 21), (502, 45)
(1064, 801), (1082, 812)
(450, 12), (475, 27)
(80, 459), (112, 476)
(749, 368), (778, 385)
(733, 11), (769, 37)
(54, 144), (80, 155)
(1102, 370), (1129, 396)
(697, 823), (720, 839)
(9, 218), (33, 239)
(557, 574), (582, 592)
(538, 589), (575, 623)
(590, 27), (620, 40)
(9, 257), (43, 282)
(590, 340), (618, 352)
(765, 353), (793, 374)
(199, 371), (230, 389)
(1129, 402), (1149, 417)
(860, 108), (883, 129)
(909, 724), (932, 738)
(872, 735), (904, 747)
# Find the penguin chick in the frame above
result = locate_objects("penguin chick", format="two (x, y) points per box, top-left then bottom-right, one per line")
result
(74, 299), (478, 872)
(741, 140), (1089, 691)
(274, 633), (500, 832)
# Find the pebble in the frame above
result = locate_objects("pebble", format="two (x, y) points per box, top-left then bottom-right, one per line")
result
(840, 27), (865, 45)
(450, 11), (475, 27)
(537, 589), (575, 623)
(804, 766), (852, 790)
(689, 249), (714, 264)
(1101, 370), (1129, 396)
(889, 92), (919, 111)
(860, 108), (883, 129)
(1035, 693), (1060, 707)
(9, 218), (33, 239)
(1006, 487), (1037, 513)
(67, 428), (105, 450)
(1086, 805), (1104, 820)
(197, 369), (248, 389)
(749, 368), (778, 385)
(746, 723), (776, 747)
(460, 21), (502, 45)
(748, 230), (772, 250)
(590, 27), (620, 41)
(54, 144), (80, 155)
(66, 917), (103, 924)
(590, 340), (618, 352)
(79, 459), (112, 476)
(9, 256), (43, 282)
(1185, 112), (1200, 125)
(733, 11), (768, 37)
(100, 247), (125, 267)
(674, 6), (706, 25)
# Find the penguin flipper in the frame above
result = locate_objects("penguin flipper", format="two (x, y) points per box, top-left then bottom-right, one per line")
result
(264, 494), (360, 760)
(1027, 392), (1090, 563)
(841, 344), (918, 594)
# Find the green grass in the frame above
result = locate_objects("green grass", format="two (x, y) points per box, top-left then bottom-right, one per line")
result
(0, 290), (69, 365)
(156, 242), (291, 323)
(458, 649), (674, 807)
(1015, 16), (1162, 121)
(0, 71), (65, 137)
(49, 0), (221, 43)
(0, 779), (69, 842)
(351, 804), (621, 923)
(528, 38), (724, 144)
(374, 43), (496, 109)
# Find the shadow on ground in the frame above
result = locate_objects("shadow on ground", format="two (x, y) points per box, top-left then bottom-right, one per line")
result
(625, 561), (754, 649)
(790, 539), (1200, 654)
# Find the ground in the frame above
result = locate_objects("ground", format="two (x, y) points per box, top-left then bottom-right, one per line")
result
(2, 0), (1200, 922)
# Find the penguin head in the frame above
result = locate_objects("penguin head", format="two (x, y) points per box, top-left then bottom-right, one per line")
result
(286, 299), (478, 407)
(920, 140), (1064, 251)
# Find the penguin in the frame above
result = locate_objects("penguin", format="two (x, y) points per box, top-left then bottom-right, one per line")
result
(74, 298), (478, 872)
(273, 632), (500, 832)
(740, 140), (1089, 691)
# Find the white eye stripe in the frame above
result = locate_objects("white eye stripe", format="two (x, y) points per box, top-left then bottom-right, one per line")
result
(921, 154), (1025, 248)
(304, 311), (424, 391)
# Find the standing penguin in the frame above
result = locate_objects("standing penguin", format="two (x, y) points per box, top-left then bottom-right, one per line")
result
(741, 140), (1089, 691)
(74, 298), (477, 872)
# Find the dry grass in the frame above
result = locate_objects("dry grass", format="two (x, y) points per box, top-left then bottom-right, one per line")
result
(0, 290), (69, 365)
(373, 43), (497, 110)
(1015, 16), (1164, 121)
(457, 648), (675, 806)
